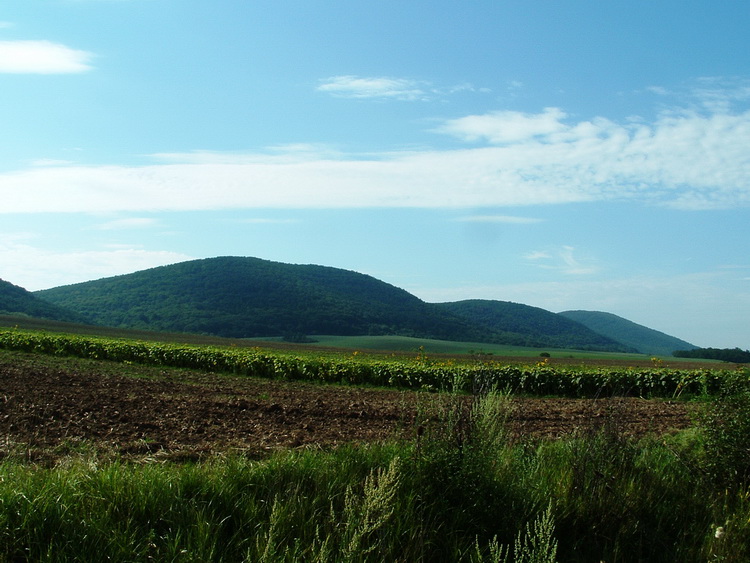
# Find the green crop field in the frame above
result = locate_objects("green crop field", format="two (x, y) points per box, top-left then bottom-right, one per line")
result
(0, 327), (740, 398)
(1, 320), (750, 561)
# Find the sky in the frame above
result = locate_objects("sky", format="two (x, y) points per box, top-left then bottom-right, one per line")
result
(1, 1), (749, 349)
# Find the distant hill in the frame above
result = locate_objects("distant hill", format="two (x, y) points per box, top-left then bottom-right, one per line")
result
(559, 310), (697, 356)
(34, 257), (492, 341)
(437, 300), (634, 352)
(28, 256), (696, 352)
(0, 278), (86, 323)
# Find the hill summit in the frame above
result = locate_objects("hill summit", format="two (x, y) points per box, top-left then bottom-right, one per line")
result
(34, 257), (489, 342)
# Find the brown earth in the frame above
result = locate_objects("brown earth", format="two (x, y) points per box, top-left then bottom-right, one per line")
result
(0, 353), (695, 463)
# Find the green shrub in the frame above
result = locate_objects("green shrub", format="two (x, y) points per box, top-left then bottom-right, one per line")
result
(697, 380), (750, 490)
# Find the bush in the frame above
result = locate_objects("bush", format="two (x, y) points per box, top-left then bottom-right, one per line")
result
(697, 381), (750, 490)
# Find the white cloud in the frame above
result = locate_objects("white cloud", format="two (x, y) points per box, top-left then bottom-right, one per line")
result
(316, 75), (486, 101)
(151, 144), (344, 164)
(0, 40), (94, 73)
(435, 107), (569, 144)
(0, 235), (191, 290)
(524, 246), (598, 275)
(2, 105), (749, 212)
(317, 75), (429, 100)
(524, 251), (552, 261)
(644, 77), (750, 114)
(559, 246), (598, 275)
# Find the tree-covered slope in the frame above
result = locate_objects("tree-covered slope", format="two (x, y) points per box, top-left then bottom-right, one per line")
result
(34, 257), (490, 341)
(0, 279), (86, 323)
(559, 310), (697, 356)
(436, 300), (634, 352)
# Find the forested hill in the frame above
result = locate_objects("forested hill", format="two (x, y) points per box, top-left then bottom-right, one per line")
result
(30, 256), (693, 352)
(436, 300), (634, 352)
(0, 279), (86, 323)
(34, 257), (493, 342)
(559, 310), (697, 356)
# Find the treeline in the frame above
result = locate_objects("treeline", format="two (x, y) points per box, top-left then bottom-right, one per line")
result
(674, 347), (750, 363)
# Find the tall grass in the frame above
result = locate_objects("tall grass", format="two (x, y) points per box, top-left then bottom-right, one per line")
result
(1, 391), (750, 561)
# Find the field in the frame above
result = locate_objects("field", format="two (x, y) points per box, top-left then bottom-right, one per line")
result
(1, 323), (749, 561)
(0, 349), (693, 463)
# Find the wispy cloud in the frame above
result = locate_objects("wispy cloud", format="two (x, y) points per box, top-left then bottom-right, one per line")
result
(644, 77), (750, 114)
(524, 250), (552, 261)
(316, 75), (486, 101)
(434, 107), (568, 144)
(151, 144), (344, 164)
(0, 40), (94, 73)
(2, 96), (749, 212)
(559, 246), (598, 275)
(525, 246), (598, 275)
(317, 75), (430, 101)
(0, 235), (191, 290)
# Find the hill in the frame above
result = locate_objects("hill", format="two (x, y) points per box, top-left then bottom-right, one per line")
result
(0, 278), (86, 323)
(34, 257), (492, 341)
(29, 257), (695, 352)
(436, 300), (634, 352)
(559, 310), (697, 356)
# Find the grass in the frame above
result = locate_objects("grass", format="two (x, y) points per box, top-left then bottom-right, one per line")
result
(1, 389), (750, 561)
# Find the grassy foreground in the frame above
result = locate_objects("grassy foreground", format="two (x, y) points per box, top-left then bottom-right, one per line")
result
(1, 389), (750, 562)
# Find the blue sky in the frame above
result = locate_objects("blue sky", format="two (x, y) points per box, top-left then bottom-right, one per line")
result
(1, 1), (749, 349)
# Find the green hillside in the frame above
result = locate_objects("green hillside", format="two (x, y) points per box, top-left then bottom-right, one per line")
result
(0, 279), (86, 323)
(30, 256), (696, 352)
(34, 257), (490, 341)
(559, 310), (697, 356)
(437, 300), (634, 352)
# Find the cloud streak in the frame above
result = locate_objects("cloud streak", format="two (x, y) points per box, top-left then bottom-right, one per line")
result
(317, 75), (429, 100)
(316, 75), (484, 101)
(0, 40), (94, 73)
(1, 105), (749, 212)
(524, 246), (599, 275)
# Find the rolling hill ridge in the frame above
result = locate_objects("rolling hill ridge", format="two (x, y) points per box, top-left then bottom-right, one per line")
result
(559, 310), (696, 356)
(0, 278), (86, 324)
(23, 256), (694, 354)
(34, 257), (491, 343)
(438, 300), (634, 352)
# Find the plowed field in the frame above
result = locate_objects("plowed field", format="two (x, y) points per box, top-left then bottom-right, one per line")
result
(0, 352), (694, 463)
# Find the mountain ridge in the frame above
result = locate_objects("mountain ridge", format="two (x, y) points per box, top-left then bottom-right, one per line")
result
(0, 278), (87, 324)
(559, 310), (697, 356)
(15, 256), (693, 354)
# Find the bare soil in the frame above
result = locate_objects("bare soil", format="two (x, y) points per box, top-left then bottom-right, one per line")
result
(0, 353), (695, 463)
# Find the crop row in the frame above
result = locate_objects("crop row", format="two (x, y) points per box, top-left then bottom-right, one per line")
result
(0, 329), (744, 397)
